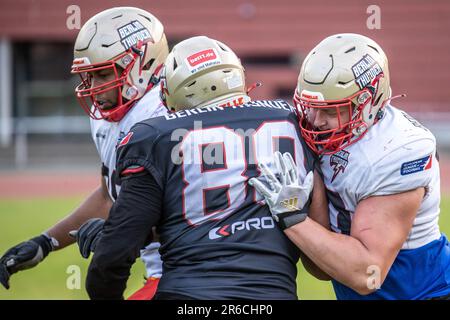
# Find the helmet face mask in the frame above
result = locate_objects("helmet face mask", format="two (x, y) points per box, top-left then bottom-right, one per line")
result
(71, 7), (169, 122)
(73, 51), (134, 121)
(294, 33), (390, 155)
(294, 85), (379, 155)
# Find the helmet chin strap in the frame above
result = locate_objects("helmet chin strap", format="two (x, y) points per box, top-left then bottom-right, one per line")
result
(325, 132), (347, 151)
(105, 63), (164, 121)
(384, 93), (406, 106)
(143, 64), (164, 93)
(350, 91), (406, 136)
(370, 93), (406, 125)
(351, 122), (369, 137)
(246, 82), (262, 94)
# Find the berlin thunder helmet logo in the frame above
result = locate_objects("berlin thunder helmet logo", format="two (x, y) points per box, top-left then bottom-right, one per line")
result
(117, 20), (152, 50)
(351, 54), (383, 90)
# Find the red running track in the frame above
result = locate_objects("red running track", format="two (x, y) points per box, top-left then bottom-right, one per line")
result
(0, 155), (449, 199)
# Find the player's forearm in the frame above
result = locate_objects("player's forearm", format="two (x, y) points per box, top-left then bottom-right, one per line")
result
(285, 218), (383, 295)
(86, 172), (162, 299)
(300, 174), (332, 281)
(299, 252), (332, 281)
(45, 184), (112, 249)
(300, 191), (332, 280)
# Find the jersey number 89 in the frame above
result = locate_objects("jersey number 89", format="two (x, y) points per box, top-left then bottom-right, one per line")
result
(180, 121), (303, 226)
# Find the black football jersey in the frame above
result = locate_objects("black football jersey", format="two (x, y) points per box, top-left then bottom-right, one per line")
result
(116, 100), (316, 299)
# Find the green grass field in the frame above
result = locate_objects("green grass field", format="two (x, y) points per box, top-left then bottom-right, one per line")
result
(0, 196), (449, 300)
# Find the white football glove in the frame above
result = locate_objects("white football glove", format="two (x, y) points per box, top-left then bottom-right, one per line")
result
(249, 151), (314, 229)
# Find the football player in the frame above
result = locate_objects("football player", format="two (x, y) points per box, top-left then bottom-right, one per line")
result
(0, 7), (169, 300)
(83, 36), (327, 299)
(251, 33), (450, 299)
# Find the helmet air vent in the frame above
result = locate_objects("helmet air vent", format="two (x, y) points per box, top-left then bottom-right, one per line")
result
(338, 80), (352, 86)
(367, 45), (379, 53)
(143, 58), (155, 70)
(373, 92), (383, 106)
(344, 47), (356, 54)
(138, 14), (152, 23)
(102, 41), (118, 48)
(76, 23), (98, 52)
(217, 43), (228, 52)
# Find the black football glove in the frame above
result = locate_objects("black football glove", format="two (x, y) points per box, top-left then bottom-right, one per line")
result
(0, 234), (55, 289)
(70, 218), (104, 259)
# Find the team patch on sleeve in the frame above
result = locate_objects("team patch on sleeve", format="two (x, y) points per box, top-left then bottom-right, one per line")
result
(400, 154), (432, 176)
(118, 131), (134, 148)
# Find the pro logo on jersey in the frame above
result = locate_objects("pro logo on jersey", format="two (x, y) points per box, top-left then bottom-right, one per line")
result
(401, 154), (432, 176)
(208, 217), (275, 240)
(330, 150), (350, 182)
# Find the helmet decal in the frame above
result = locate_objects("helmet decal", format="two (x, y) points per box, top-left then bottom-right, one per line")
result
(351, 54), (383, 90)
(117, 20), (153, 50)
(186, 48), (222, 73)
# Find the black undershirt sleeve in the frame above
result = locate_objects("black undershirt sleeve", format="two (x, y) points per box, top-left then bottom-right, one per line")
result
(86, 171), (163, 300)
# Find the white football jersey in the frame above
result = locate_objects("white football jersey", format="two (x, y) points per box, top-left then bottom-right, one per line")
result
(321, 105), (441, 249)
(90, 86), (167, 278)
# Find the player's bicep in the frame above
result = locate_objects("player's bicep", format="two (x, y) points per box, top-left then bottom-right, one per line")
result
(351, 187), (424, 274)
(116, 124), (164, 189)
(104, 172), (162, 245)
(86, 171), (163, 299)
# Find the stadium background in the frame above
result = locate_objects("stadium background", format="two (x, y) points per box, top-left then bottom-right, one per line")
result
(0, 0), (449, 299)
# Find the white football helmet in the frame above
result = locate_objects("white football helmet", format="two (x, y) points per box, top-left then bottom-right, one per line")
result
(161, 36), (249, 111)
(293, 33), (391, 155)
(71, 7), (169, 122)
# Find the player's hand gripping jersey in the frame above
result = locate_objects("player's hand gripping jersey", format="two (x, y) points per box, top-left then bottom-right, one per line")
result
(90, 86), (167, 279)
(321, 105), (450, 299)
(115, 100), (315, 299)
